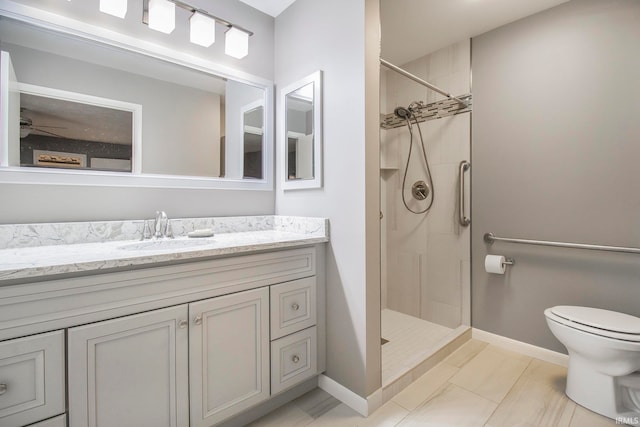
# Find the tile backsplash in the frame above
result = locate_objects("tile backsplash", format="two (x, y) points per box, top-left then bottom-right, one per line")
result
(0, 216), (328, 250)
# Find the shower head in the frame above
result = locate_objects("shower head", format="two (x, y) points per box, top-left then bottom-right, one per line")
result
(394, 106), (412, 119)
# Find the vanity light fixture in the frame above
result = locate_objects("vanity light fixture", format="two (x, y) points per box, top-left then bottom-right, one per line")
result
(147, 0), (176, 34)
(140, 0), (253, 58)
(190, 11), (216, 47)
(99, 0), (127, 18)
(225, 26), (250, 59)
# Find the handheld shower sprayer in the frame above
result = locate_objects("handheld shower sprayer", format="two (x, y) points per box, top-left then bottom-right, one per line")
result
(393, 101), (435, 214)
(394, 106), (412, 120)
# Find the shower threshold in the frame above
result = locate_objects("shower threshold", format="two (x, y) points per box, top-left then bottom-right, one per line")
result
(381, 309), (470, 389)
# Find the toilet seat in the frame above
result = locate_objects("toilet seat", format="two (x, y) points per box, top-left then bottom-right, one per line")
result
(546, 306), (640, 342)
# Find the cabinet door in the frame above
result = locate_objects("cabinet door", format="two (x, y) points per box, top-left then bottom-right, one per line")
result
(68, 305), (189, 427)
(189, 287), (270, 426)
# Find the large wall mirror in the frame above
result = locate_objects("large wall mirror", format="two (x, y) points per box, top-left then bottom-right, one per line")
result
(0, 9), (273, 190)
(280, 70), (322, 190)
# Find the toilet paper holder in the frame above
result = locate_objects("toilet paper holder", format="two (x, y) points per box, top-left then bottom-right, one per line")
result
(484, 254), (515, 274)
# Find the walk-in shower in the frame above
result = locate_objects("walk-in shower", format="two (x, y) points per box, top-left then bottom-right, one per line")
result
(379, 48), (472, 388)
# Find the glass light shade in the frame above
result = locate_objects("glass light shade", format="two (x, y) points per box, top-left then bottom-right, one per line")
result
(225, 27), (249, 59)
(148, 0), (175, 34)
(190, 12), (216, 47)
(100, 0), (127, 18)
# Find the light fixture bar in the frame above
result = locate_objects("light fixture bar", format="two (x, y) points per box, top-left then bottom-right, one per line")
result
(143, 0), (254, 37)
(172, 0), (253, 36)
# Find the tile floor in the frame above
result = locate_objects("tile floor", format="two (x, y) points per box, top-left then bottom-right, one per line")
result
(248, 339), (619, 426)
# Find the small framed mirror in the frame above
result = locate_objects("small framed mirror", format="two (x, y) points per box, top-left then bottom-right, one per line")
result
(280, 70), (322, 190)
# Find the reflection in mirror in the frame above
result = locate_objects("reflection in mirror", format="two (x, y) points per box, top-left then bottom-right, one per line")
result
(242, 103), (264, 179)
(286, 82), (314, 180)
(18, 85), (139, 172)
(280, 71), (322, 190)
(0, 15), (270, 186)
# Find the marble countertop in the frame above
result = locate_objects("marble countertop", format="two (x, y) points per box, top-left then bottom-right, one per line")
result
(0, 216), (328, 283)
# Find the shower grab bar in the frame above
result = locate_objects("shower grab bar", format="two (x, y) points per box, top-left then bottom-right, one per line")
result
(458, 161), (470, 226)
(380, 58), (468, 106)
(484, 233), (640, 255)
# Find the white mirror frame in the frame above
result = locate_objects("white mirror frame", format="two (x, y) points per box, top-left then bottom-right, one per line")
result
(280, 70), (322, 190)
(0, 1), (274, 191)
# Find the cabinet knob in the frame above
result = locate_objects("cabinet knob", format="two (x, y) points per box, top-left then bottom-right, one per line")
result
(0, 383), (7, 395)
(291, 303), (300, 311)
(178, 319), (188, 329)
(291, 355), (300, 364)
(193, 315), (202, 326)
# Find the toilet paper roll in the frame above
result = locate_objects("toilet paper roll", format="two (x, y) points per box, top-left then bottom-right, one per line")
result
(485, 255), (506, 274)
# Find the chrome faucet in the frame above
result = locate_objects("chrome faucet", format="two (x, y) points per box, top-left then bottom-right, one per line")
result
(154, 211), (168, 238)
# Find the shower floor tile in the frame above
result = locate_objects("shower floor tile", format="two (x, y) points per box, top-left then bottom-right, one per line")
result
(382, 309), (454, 385)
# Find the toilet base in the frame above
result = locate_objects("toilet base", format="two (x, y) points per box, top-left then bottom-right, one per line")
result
(566, 354), (640, 423)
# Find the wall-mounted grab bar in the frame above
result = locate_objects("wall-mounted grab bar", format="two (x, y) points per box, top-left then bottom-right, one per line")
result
(484, 233), (640, 255)
(458, 161), (470, 226)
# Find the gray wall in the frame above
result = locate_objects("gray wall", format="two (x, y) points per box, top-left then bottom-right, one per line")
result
(471, 0), (640, 353)
(275, 0), (381, 398)
(0, 0), (275, 224)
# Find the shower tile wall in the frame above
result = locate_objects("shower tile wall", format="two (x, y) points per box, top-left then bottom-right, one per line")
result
(380, 40), (471, 328)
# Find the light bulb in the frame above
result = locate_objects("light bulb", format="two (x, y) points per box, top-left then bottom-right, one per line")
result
(100, 0), (127, 18)
(225, 27), (249, 59)
(148, 0), (175, 34)
(190, 12), (216, 47)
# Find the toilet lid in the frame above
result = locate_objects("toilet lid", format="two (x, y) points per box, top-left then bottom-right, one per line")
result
(551, 306), (640, 335)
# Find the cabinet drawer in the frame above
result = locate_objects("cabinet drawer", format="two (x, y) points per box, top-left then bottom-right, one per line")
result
(0, 331), (65, 427)
(271, 327), (317, 395)
(30, 414), (67, 427)
(270, 277), (316, 340)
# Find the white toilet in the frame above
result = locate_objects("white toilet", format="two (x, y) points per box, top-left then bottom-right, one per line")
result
(545, 306), (640, 422)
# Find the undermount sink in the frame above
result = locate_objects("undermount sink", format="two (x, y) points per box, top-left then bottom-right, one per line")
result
(118, 239), (214, 251)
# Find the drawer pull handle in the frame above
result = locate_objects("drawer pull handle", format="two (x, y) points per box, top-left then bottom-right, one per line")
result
(194, 315), (202, 326)
(178, 319), (188, 329)
(292, 355), (300, 363)
(291, 303), (300, 311)
(0, 384), (7, 395)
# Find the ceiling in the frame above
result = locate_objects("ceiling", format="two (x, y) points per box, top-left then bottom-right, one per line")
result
(20, 94), (133, 145)
(238, 0), (297, 17)
(238, 0), (570, 65)
(381, 0), (570, 65)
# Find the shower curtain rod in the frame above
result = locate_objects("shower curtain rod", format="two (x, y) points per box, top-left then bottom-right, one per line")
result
(380, 58), (467, 106)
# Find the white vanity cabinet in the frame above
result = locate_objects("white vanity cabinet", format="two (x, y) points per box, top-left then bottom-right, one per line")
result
(0, 246), (324, 427)
(68, 305), (190, 427)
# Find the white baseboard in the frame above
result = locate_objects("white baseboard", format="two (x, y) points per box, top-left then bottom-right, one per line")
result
(318, 374), (382, 417)
(472, 328), (569, 367)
